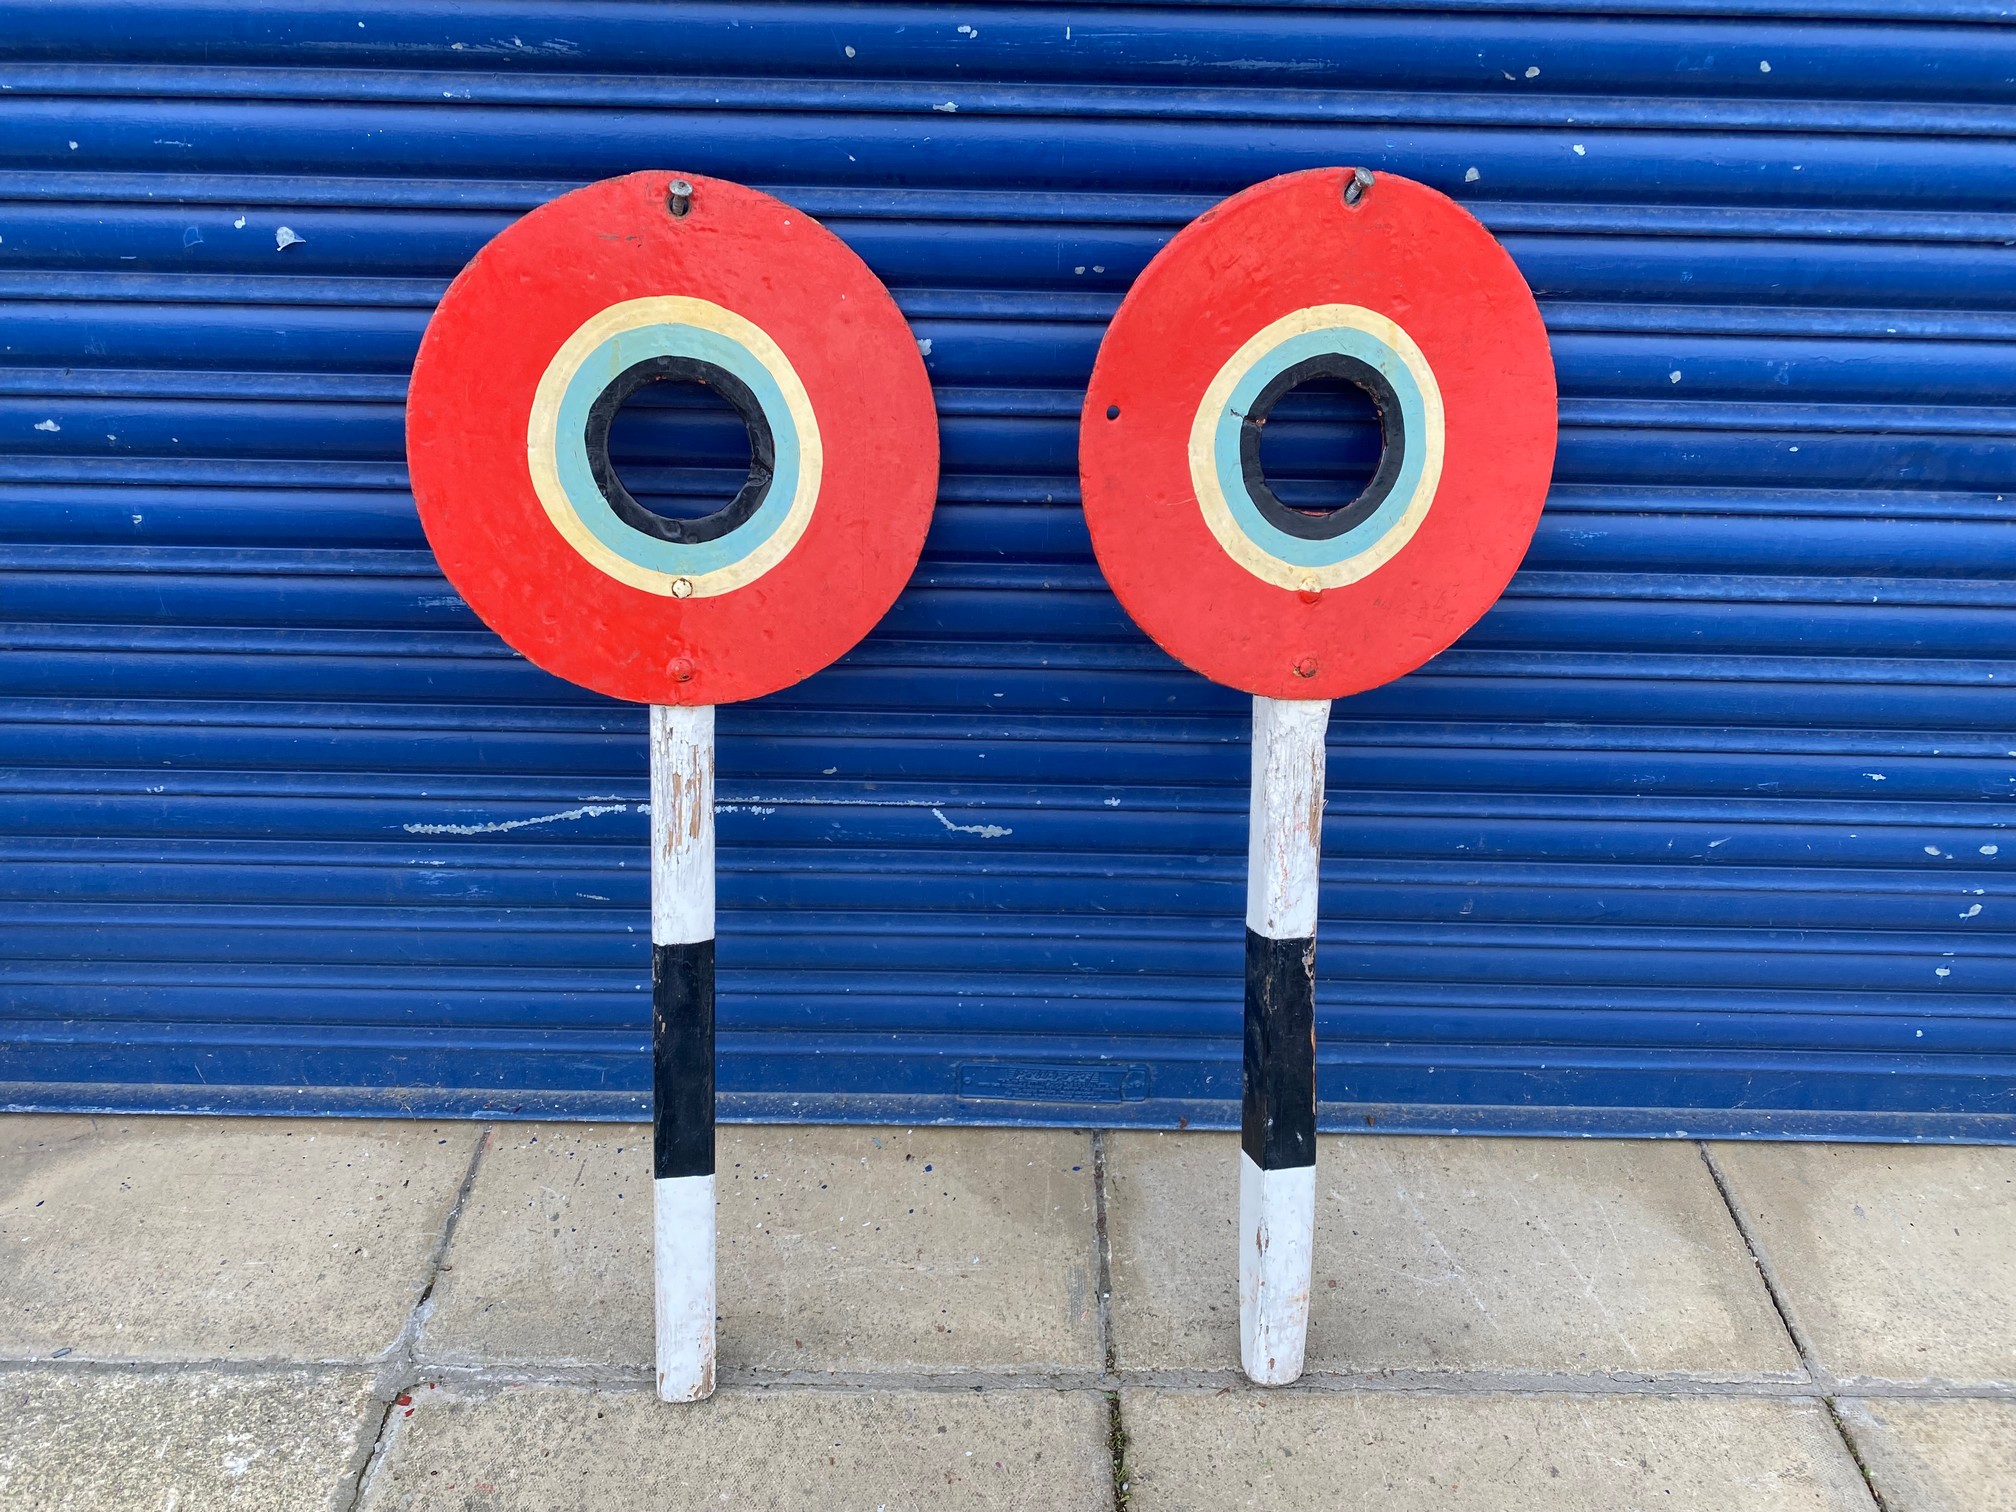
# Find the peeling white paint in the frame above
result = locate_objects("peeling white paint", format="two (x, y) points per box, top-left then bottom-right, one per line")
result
(32, 419), (58, 432)
(1863, 772), (1886, 781)
(713, 793), (988, 815)
(1573, 143), (1586, 156)
(1464, 166), (1480, 182)
(234, 214), (246, 228)
(1936, 966), (1952, 978)
(1925, 845), (1944, 856)
(933, 807), (1012, 839)
(1668, 370), (1682, 383)
(402, 802), (627, 835)
(275, 226), (305, 250)
(1759, 59), (1772, 72)
(844, 45), (856, 57)
(932, 100), (958, 113)
(1524, 65), (1540, 78)
(651, 703), (714, 946)
(1248, 695), (1328, 939)
(916, 337), (933, 357)
(1961, 904), (1983, 918)
(1982, 845), (2000, 856)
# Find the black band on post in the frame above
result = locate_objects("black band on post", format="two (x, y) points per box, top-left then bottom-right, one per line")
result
(1241, 928), (1317, 1171)
(652, 938), (716, 1180)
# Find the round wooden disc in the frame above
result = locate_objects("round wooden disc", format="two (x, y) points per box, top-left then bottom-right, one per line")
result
(1079, 168), (1556, 701)
(408, 171), (938, 705)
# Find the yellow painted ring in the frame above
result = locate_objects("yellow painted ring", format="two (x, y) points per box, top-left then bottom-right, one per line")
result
(1188, 304), (1445, 592)
(525, 295), (824, 599)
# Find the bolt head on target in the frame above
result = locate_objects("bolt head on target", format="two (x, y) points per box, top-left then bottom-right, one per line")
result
(407, 172), (939, 705)
(1079, 169), (1557, 702)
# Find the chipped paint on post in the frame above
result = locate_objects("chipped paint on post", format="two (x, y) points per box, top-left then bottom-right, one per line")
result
(650, 704), (715, 947)
(1246, 696), (1328, 941)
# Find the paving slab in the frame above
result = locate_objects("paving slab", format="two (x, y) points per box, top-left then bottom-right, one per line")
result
(421, 1123), (1101, 1372)
(1837, 1397), (2016, 1512)
(359, 1381), (1111, 1511)
(1709, 1142), (2016, 1383)
(1107, 1131), (1799, 1375)
(0, 1364), (380, 1512)
(0, 1115), (480, 1362)
(1119, 1388), (1875, 1512)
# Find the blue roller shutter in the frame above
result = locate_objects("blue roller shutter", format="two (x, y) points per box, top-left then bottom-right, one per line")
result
(3, 1), (2013, 1138)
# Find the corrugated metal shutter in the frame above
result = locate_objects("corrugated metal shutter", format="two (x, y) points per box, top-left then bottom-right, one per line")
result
(4, 2), (2013, 1137)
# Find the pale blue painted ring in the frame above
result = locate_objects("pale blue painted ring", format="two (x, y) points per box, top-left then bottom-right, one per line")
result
(550, 322), (800, 578)
(1208, 325), (1430, 571)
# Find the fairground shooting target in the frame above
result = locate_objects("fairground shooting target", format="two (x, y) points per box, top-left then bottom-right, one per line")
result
(407, 171), (939, 706)
(1079, 168), (1557, 702)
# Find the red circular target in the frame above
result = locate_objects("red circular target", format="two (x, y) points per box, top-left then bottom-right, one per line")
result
(408, 172), (938, 705)
(1079, 169), (1556, 702)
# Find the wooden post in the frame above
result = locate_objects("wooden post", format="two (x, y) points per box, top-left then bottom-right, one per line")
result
(1240, 694), (1328, 1386)
(650, 702), (716, 1402)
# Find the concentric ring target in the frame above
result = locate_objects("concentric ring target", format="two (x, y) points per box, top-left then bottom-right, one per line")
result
(1081, 169), (1556, 701)
(1193, 304), (1444, 591)
(529, 296), (821, 599)
(407, 172), (938, 706)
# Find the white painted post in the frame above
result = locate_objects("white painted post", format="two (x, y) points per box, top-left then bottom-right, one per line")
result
(650, 702), (717, 1402)
(1240, 694), (1329, 1386)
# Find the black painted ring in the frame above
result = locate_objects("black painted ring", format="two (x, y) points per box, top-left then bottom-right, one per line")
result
(582, 354), (777, 547)
(1237, 353), (1407, 541)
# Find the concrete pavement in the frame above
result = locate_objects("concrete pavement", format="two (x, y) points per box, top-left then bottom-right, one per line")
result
(3, 1115), (2012, 1510)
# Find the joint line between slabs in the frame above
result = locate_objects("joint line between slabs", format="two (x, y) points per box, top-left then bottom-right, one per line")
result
(8, 1356), (2016, 1402)
(1696, 1142), (1888, 1509)
(1695, 1142), (1826, 1383)
(1090, 1127), (1118, 1381)
(1824, 1398), (1896, 1512)
(339, 1121), (492, 1512)
(1089, 1127), (1130, 1512)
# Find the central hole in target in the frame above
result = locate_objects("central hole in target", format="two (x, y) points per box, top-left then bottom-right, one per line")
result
(1254, 373), (1384, 517)
(603, 374), (756, 527)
